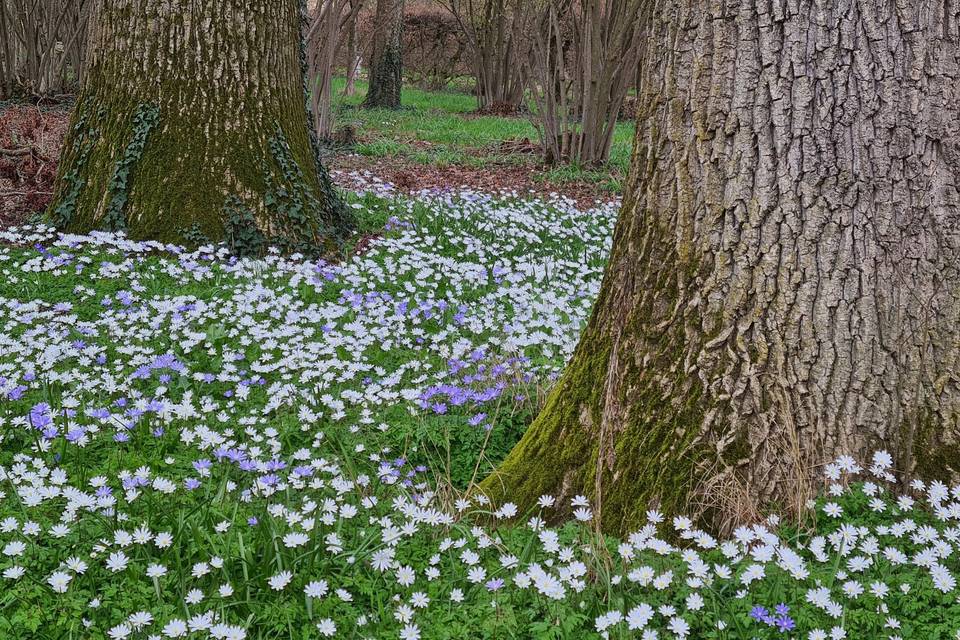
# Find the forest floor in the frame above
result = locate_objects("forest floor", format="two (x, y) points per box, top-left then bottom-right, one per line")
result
(3, 82), (956, 639)
(0, 182), (954, 638)
(0, 81), (631, 228)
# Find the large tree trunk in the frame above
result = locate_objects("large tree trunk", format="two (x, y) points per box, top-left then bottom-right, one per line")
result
(484, 0), (960, 534)
(362, 0), (404, 108)
(49, 0), (352, 253)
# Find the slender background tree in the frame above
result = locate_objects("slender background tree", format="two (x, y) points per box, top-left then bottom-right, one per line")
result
(341, 0), (365, 96)
(483, 0), (960, 534)
(362, 0), (405, 108)
(441, 0), (526, 111)
(519, 0), (644, 166)
(0, 0), (90, 99)
(307, 0), (366, 140)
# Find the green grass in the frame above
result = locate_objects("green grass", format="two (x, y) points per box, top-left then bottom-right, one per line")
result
(4, 189), (960, 639)
(537, 163), (627, 194)
(328, 78), (635, 190)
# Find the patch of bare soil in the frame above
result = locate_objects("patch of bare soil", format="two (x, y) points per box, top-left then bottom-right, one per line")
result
(327, 154), (616, 209)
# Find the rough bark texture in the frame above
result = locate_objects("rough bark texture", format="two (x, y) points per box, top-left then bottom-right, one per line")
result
(49, 0), (352, 252)
(484, 0), (960, 535)
(362, 0), (404, 108)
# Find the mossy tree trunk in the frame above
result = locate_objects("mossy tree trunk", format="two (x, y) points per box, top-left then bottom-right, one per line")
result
(362, 0), (404, 109)
(484, 0), (960, 534)
(49, 0), (352, 253)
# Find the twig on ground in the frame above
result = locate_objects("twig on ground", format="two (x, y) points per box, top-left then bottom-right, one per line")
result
(0, 147), (33, 157)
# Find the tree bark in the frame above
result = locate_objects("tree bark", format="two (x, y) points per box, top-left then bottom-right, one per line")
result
(49, 0), (352, 253)
(484, 0), (960, 534)
(362, 0), (404, 108)
(0, 3), (13, 98)
(343, 2), (360, 96)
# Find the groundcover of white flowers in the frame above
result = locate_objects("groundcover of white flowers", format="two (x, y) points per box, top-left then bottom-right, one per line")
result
(0, 183), (958, 639)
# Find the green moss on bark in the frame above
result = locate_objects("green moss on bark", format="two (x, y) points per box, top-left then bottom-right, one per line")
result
(50, 104), (99, 228)
(910, 412), (960, 484)
(586, 372), (709, 534)
(48, 0), (353, 254)
(481, 295), (718, 536)
(102, 103), (159, 232)
(482, 148), (729, 535)
(479, 321), (612, 516)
